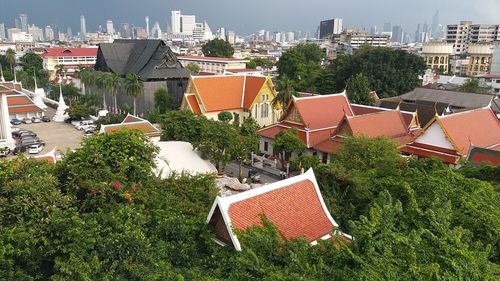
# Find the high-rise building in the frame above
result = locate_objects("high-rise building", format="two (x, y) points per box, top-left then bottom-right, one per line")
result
(66, 26), (73, 39)
(430, 10), (440, 39)
(370, 26), (378, 35)
(19, 14), (28, 32)
(106, 20), (114, 35)
(287, 31), (295, 42)
(28, 25), (44, 41)
(319, 18), (343, 39)
(227, 31), (236, 44)
(151, 21), (162, 39)
(383, 22), (392, 33)
(391, 25), (403, 43)
(45, 25), (54, 41)
(130, 24), (136, 39)
(7, 28), (20, 42)
(145, 16), (150, 38)
(0, 23), (5, 40)
(120, 23), (130, 38)
(171, 11), (181, 34)
(446, 21), (500, 55)
(180, 15), (196, 35)
(415, 24), (421, 43)
(80, 15), (87, 40)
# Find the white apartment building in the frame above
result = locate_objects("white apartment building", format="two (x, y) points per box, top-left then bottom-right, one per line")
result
(178, 56), (248, 74)
(334, 29), (390, 48)
(180, 15), (196, 36)
(446, 21), (500, 55)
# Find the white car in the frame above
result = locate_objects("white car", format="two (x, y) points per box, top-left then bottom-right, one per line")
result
(82, 124), (97, 133)
(76, 120), (94, 130)
(28, 143), (44, 154)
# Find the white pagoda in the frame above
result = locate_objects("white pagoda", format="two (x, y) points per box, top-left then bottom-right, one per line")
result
(52, 78), (69, 122)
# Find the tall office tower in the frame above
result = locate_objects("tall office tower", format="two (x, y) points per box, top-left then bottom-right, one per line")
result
(391, 25), (403, 43)
(45, 25), (54, 41)
(145, 16), (150, 38)
(180, 14), (195, 35)
(430, 10), (440, 39)
(370, 25), (378, 35)
(227, 31), (236, 44)
(15, 18), (20, 30)
(66, 26), (73, 38)
(415, 24), (421, 43)
(106, 20), (114, 34)
(28, 25), (44, 41)
(383, 22), (392, 33)
(0, 23), (5, 40)
(80, 15), (87, 40)
(120, 23), (130, 38)
(151, 21), (162, 39)
(130, 24), (136, 39)
(171, 11), (181, 34)
(19, 14), (28, 32)
(287, 31), (295, 42)
(319, 18), (343, 39)
(422, 22), (429, 34)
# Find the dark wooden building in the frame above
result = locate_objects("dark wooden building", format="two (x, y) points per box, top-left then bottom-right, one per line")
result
(94, 39), (189, 116)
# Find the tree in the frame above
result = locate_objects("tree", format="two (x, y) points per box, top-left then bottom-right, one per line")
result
(124, 73), (144, 115)
(160, 110), (206, 144)
(104, 72), (121, 113)
(290, 154), (320, 171)
(217, 111), (233, 123)
(196, 119), (240, 171)
(272, 75), (298, 109)
(318, 47), (427, 97)
(184, 62), (200, 74)
(66, 101), (93, 120)
(55, 64), (67, 77)
(154, 88), (175, 113)
(457, 78), (493, 95)
(276, 43), (324, 91)
(5, 48), (16, 72)
(201, 38), (234, 58)
(273, 129), (306, 170)
(79, 68), (94, 96)
(346, 73), (373, 105)
(246, 57), (274, 68)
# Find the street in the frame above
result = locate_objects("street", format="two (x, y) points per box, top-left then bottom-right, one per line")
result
(224, 161), (280, 184)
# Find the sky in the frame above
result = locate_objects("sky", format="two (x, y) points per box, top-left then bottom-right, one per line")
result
(1, 0), (500, 35)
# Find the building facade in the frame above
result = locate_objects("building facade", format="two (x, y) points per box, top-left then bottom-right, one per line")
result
(467, 43), (493, 76)
(177, 56), (248, 74)
(319, 18), (343, 39)
(446, 21), (499, 55)
(421, 42), (454, 73)
(40, 47), (98, 78)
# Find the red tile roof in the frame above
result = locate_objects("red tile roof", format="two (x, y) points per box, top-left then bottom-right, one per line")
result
(467, 146), (500, 166)
(190, 75), (267, 112)
(100, 114), (161, 137)
(350, 104), (418, 129)
(186, 94), (202, 115)
(344, 111), (409, 138)
(178, 56), (248, 62)
(438, 108), (500, 154)
(207, 169), (351, 251)
(40, 47), (98, 57)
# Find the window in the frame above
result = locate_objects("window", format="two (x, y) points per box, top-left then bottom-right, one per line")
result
(264, 141), (268, 152)
(260, 104), (269, 118)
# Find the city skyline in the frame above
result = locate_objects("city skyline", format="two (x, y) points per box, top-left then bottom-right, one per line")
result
(1, 0), (500, 35)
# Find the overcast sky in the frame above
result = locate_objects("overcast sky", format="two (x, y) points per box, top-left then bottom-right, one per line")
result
(1, 0), (500, 34)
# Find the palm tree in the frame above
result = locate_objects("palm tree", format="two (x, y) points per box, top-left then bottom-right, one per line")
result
(5, 48), (16, 77)
(55, 64), (67, 77)
(104, 73), (121, 113)
(124, 73), (143, 116)
(272, 75), (298, 109)
(95, 71), (108, 109)
(79, 69), (94, 96)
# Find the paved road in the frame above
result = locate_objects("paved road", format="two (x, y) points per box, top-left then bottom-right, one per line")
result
(225, 162), (280, 184)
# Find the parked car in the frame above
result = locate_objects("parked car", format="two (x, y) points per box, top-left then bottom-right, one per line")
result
(0, 147), (10, 157)
(13, 146), (26, 154)
(22, 117), (32, 124)
(11, 118), (22, 125)
(28, 143), (44, 154)
(20, 138), (43, 148)
(12, 129), (31, 138)
(41, 116), (51, 122)
(31, 117), (41, 123)
(11, 127), (20, 133)
(76, 120), (94, 130)
(19, 131), (37, 139)
(82, 124), (97, 133)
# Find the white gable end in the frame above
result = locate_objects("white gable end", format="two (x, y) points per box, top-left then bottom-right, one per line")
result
(415, 122), (455, 150)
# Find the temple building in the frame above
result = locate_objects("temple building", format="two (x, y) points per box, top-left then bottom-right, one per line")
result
(94, 39), (190, 116)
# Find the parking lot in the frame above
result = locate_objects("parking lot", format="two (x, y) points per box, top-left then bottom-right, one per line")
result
(11, 109), (85, 157)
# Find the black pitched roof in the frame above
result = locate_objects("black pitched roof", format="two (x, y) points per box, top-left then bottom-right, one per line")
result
(95, 39), (189, 81)
(399, 88), (494, 109)
(377, 98), (450, 127)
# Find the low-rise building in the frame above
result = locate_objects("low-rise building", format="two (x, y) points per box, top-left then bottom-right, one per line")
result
(421, 42), (454, 73)
(178, 56), (248, 74)
(467, 43), (494, 76)
(40, 47), (98, 79)
(181, 75), (280, 127)
(207, 168), (351, 251)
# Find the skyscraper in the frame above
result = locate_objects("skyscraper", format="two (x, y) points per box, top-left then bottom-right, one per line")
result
(0, 23), (5, 40)
(66, 26), (73, 38)
(145, 16), (150, 38)
(80, 15), (87, 41)
(383, 22), (392, 33)
(19, 14), (28, 32)
(45, 25), (54, 41)
(106, 20), (114, 34)
(171, 11), (181, 34)
(415, 24), (421, 43)
(319, 18), (343, 39)
(180, 14), (195, 35)
(120, 23), (130, 38)
(430, 10), (440, 39)
(391, 25), (403, 44)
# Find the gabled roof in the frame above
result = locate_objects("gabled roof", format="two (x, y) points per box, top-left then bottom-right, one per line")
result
(185, 94), (202, 115)
(34, 148), (58, 165)
(467, 146), (500, 166)
(6, 90), (45, 115)
(99, 114), (161, 137)
(282, 93), (353, 130)
(399, 88), (494, 109)
(40, 47), (98, 57)
(95, 39), (189, 81)
(190, 75), (268, 112)
(350, 104), (419, 130)
(206, 169), (351, 251)
(343, 111), (410, 139)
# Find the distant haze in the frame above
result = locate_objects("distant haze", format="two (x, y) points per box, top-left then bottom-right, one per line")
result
(1, 0), (499, 34)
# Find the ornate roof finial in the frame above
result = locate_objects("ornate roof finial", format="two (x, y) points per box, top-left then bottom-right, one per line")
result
(34, 69), (38, 90)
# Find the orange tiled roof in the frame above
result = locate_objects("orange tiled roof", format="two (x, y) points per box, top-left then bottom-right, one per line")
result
(345, 111), (409, 138)
(192, 75), (267, 112)
(439, 108), (500, 154)
(207, 169), (351, 251)
(122, 115), (144, 124)
(186, 94), (202, 115)
(9, 106), (43, 114)
(286, 94), (353, 130)
(100, 114), (161, 137)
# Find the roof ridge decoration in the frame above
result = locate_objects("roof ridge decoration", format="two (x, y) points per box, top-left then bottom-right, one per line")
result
(155, 47), (179, 69)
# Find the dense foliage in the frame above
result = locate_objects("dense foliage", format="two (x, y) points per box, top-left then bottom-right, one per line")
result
(0, 132), (498, 280)
(201, 38), (235, 58)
